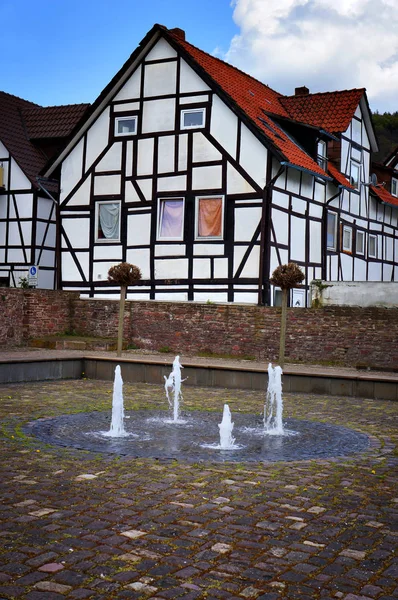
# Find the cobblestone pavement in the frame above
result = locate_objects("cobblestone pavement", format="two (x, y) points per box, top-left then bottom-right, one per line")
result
(0, 379), (397, 600)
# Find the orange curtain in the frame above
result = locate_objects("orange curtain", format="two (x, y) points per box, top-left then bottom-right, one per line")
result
(198, 198), (222, 237)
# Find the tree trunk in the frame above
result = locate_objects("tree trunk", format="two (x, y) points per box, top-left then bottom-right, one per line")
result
(117, 285), (126, 358)
(278, 288), (288, 368)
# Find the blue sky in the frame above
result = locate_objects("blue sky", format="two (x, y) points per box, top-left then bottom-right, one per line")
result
(2, 0), (397, 113)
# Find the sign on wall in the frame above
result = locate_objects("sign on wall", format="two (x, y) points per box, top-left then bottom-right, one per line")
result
(28, 265), (38, 287)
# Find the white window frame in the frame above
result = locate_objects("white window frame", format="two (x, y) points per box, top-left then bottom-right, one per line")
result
(392, 178), (397, 197)
(350, 161), (360, 190)
(356, 230), (365, 256)
(181, 108), (206, 130)
(316, 140), (327, 170)
(157, 197), (185, 241)
(342, 225), (353, 253)
(327, 211), (338, 251)
(114, 115), (138, 137)
(368, 234), (377, 259)
(95, 200), (121, 243)
(194, 195), (225, 241)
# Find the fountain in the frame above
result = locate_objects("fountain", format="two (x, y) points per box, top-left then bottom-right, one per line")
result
(264, 363), (284, 435)
(218, 404), (236, 449)
(102, 365), (129, 437)
(164, 355), (185, 422)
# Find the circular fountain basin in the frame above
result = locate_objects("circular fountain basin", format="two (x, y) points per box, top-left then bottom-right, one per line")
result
(24, 410), (370, 463)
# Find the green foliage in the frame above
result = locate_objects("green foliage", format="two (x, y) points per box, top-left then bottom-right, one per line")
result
(18, 276), (30, 289)
(372, 111), (398, 162)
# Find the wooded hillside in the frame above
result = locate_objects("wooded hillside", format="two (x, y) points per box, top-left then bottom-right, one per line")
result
(372, 111), (398, 162)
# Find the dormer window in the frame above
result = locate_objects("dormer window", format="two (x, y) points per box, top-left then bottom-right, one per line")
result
(316, 140), (327, 170)
(181, 108), (205, 130)
(392, 178), (397, 197)
(115, 116), (137, 136)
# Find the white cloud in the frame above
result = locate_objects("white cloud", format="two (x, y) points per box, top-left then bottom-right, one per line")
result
(224, 0), (398, 112)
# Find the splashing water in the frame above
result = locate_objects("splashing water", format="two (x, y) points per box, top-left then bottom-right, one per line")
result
(218, 404), (236, 449)
(164, 356), (185, 422)
(104, 365), (129, 437)
(264, 363), (284, 435)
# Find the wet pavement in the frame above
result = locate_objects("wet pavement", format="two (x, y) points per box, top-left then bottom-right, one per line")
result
(0, 378), (397, 600)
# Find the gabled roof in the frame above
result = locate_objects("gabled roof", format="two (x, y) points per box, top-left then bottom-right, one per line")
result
(370, 184), (398, 207)
(279, 89), (365, 133)
(0, 91), (87, 188)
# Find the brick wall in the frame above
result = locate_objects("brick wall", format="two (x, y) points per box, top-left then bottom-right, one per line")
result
(1, 288), (397, 369)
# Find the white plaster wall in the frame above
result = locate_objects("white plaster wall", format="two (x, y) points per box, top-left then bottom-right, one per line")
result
(61, 138), (84, 202)
(94, 174), (121, 196)
(125, 181), (141, 203)
(113, 66), (141, 101)
(137, 179), (152, 201)
(234, 245), (259, 277)
(301, 173), (313, 198)
(37, 269), (54, 289)
(272, 191), (289, 209)
(286, 168), (300, 195)
(126, 248), (150, 279)
(193, 133), (221, 163)
(142, 99), (175, 133)
(62, 253), (84, 281)
(194, 244), (224, 256)
(313, 280), (398, 307)
(383, 263), (393, 281)
(127, 213), (151, 246)
(290, 216), (306, 262)
(126, 141), (134, 177)
(10, 158), (30, 190)
(234, 292), (257, 304)
(155, 258), (188, 278)
(368, 262), (382, 281)
(62, 218), (89, 248)
(309, 220), (322, 263)
(291, 197), (306, 214)
(314, 181), (325, 203)
(8, 249), (25, 262)
(340, 252), (352, 280)
(309, 202), (323, 219)
(180, 94), (209, 105)
(137, 138), (154, 176)
(113, 102), (140, 112)
(85, 108), (110, 172)
(155, 245), (186, 256)
(15, 194), (33, 218)
(239, 124), (267, 188)
(180, 59), (210, 94)
(210, 95), (238, 159)
(96, 143), (122, 172)
(214, 257), (228, 277)
(68, 176), (91, 206)
(157, 175), (187, 192)
(193, 258), (211, 278)
(158, 136), (175, 173)
(235, 207), (261, 242)
(144, 61), (177, 97)
(94, 245), (123, 261)
(227, 163), (255, 195)
(146, 38), (177, 61)
(178, 134), (188, 171)
(37, 197), (54, 221)
(39, 250), (55, 268)
(192, 165), (222, 190)
(272, 208), (288, 246)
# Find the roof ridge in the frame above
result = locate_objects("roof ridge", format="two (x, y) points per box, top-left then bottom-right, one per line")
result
(167, 31), (284, 100)
(0, 89), (41, 107)
(22, 102), (90, 113)
(283, 88), (365, 101)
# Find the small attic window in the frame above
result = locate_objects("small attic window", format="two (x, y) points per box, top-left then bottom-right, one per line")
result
(181, 108), (205, 130)
(115, 116), (137, 136)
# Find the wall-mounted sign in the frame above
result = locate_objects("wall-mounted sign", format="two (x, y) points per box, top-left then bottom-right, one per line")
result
(28, 265), (38, 287)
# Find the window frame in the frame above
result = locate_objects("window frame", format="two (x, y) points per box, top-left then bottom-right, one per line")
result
(114, 115), (138, 137)
(326, 211), (338, 251)
(316, 140), (327, 170)
(368, 233), (377, 259)
(95, 200), (122, 243)
(180, 108), (206, 130)
(194, 195), (225, 241)
(157, 197), (185, 242)
(392, 177), (397, 197)
(342, 225), (353, 253)
(356, 230), (365, 256)
(350, 161), (360, 190)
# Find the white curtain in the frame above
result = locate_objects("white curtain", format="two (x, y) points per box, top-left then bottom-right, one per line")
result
(99, 203), (120, 239)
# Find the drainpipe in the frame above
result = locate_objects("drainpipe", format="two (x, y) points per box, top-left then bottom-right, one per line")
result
(36, 177), (61, 290)
(258, 160), (285, 305)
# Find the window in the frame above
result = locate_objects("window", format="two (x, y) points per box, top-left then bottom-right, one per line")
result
(195, 196), (224, 240)
(316, 140), (327, 170)
(368, 234), (377, 258)
(342, 225), (352, 253)
(392, 178), (397, 197)
(327, 212), (338, 250)
(95, 201), (121, 242)
(157, 197), (185, 240)
(115, 116), (137, 136)
(181, 108), (205, 130)
(351, 144), (362, 162)
(350, 162), (360, 190)
(356, 230), (365, 255)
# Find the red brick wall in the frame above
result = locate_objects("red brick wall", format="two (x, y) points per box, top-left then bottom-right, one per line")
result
(1, 289), (397, 369)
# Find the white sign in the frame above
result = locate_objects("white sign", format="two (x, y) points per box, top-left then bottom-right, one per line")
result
(28, 265), (38, 287)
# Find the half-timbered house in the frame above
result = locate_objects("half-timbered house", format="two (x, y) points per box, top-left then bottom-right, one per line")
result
(42, 24), (398, 305)
(0, 92), (88, 288)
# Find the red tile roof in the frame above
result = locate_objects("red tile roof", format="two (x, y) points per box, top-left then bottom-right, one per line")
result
(0, 91), (87, 188)
(370, 184), (398, 207)
(167, 30), (361, 179)
(328, 162), (355, 190)
(279, 89), (365, 133)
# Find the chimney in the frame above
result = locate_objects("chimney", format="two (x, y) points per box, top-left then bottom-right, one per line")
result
(295, 86), (309, 96)
(169, 28), (185, 41)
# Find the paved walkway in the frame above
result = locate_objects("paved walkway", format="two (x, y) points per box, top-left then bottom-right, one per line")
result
(0, 367), (397, 599)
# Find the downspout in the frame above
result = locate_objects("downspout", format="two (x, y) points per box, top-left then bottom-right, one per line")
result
(258, 159), (285, 305)
(36, 177), (61, 290)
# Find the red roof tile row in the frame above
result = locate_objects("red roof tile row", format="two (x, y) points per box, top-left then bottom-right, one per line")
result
(328, 163), (355, 190)
(370, 184), (398, 207)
